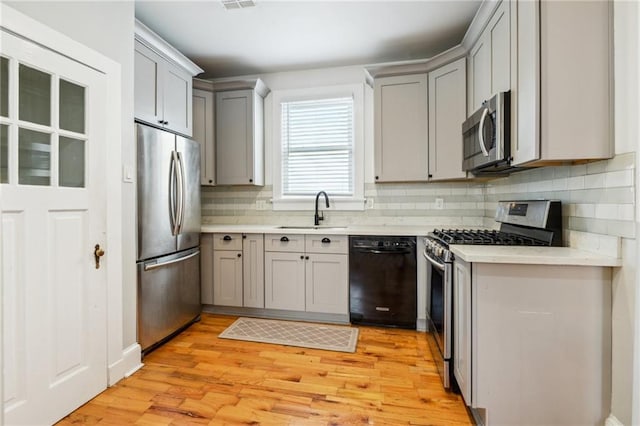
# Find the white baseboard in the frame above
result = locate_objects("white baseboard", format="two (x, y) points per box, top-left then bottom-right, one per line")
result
(605, 414), (624, 426)
(107, 343), (143, 386)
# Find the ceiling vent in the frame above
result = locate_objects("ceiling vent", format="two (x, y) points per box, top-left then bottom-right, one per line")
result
(221, 0), (256, 10)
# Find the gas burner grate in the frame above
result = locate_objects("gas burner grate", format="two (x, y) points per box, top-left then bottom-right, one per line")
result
(432, 229), (548, 246)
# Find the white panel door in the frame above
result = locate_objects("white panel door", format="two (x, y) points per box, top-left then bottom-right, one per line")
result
(1, 29), (108, 425)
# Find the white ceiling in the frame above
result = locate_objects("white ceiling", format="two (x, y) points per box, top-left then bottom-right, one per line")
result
(135, 0), (481, 78)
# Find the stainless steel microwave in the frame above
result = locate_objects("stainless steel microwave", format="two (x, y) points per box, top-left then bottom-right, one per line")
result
(462, 91), (511, 174)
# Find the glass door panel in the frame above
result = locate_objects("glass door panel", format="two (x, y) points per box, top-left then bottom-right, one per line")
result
(1, 124), (8, 183)
(19, 64), (51, 126)
(59, 79), (85, 133)
(18, 127), (50, 186)
(1, 56), (8, 117)
(59, 136), (85, 187)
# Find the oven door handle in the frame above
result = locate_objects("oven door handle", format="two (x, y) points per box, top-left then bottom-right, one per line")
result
(423, 249), (446, 271)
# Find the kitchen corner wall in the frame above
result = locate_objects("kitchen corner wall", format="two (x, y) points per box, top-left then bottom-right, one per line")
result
(483, 152), (637, 426)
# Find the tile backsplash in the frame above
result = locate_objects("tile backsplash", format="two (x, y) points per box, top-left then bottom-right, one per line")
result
(202, 152), (636, 242)
(484, 152), (636, 240)
(201, 182), (486, 227)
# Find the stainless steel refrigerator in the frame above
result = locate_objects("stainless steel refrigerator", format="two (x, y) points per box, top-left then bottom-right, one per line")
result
(136, 123), (201, 353)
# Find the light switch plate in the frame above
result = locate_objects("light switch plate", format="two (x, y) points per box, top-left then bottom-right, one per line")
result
(122, 164), (134, 183)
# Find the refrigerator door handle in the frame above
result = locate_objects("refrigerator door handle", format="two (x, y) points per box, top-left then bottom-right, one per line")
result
(176, 151), (186, 234)
(169, 151), (179, 236)
(144, 250), (200, 271)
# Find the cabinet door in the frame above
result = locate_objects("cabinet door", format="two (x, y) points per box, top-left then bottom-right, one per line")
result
(453, 259), (472, 405)
(213, 250), (243, 307)
(134, 41), (163, 127)
(305, 254), (348, 315)
(243, 234), (265, 308)
(200, 233), (214, 304)
(374, 74), (428, 182)
(193, 88), (215, 185)
(163, 62), (192, 136)
(216, 89), (255, 185)
(489, 0), (511, 95)
(264, 251), (305, 311)
(469, 36), (491, 112)
(428, 58), (467, 180)
(512, 0), (540, 166)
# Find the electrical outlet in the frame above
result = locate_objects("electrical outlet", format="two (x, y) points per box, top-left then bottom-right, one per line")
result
(366, 198), (375, 209)
(255, 200), (267, 210)
(435, 198), (444, 210)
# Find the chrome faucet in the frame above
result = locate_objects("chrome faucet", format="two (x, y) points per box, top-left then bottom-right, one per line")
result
(314, 191), (330, 226)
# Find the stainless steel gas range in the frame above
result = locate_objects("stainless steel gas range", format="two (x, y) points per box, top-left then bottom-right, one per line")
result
(423, 200), (562, 391)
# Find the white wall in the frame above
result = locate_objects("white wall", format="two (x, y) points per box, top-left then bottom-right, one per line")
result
(613, 2), (640, 424)
(6, 1), (138, 356)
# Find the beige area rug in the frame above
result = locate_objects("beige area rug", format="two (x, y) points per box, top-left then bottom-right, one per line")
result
(218, 317), (359, 353)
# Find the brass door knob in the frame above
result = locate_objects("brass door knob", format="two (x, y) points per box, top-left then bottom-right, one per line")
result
(94, 244), (105, 269)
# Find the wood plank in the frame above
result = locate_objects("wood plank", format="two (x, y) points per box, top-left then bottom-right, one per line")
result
(56, 313), (472, 425)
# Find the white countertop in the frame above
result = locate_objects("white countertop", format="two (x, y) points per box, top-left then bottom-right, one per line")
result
(200, 224), (442, 236)
(450, 245), (622, 267)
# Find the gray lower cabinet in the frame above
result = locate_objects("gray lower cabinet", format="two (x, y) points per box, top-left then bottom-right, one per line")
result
(202, 233), (265, 308)
(453, 259), (612, 425)
(264, 234), (348, 314)
(200, 233), (214, 304)
(213, 233), (243, 307)
(242, 234), (265, 308)
(264, 251), (306, 311)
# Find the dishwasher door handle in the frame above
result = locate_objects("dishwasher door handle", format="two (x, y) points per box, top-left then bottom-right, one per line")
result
(355, 248), (412, 255)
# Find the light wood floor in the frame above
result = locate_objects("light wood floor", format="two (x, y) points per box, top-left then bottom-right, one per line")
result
(57, 314), (472, 425)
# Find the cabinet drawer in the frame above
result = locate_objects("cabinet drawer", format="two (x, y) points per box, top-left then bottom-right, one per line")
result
(264, 233), (305, 252)
(213, 233), (242, 250)
(305, 234), (348, 254)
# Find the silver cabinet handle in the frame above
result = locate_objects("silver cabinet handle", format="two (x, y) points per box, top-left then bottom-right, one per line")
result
(478, 107), (490, 157)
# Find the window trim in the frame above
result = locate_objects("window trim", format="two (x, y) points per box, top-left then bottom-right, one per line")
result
(272, 84), (365, 211)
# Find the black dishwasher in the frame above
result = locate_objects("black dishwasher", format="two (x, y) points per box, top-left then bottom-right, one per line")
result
(349, 236), (416, 329)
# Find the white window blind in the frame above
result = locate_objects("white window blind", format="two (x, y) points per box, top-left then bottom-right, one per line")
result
(281, 97), (354, 196)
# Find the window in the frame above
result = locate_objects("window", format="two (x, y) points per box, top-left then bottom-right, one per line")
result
(281, 97), (353, 196)
(272, 84), (364, 211)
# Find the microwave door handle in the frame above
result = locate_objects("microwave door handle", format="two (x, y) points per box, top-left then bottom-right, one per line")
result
(478, 107), (490, 157)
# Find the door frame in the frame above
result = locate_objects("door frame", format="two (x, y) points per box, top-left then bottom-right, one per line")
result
(0, 5), (139, 421)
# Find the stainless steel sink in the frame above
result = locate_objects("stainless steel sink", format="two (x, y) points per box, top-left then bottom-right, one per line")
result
(277, 225), (347, 230)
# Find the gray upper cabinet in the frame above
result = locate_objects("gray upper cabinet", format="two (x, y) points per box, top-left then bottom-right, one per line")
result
(134, 20), (202, 137)
(428, 58), (467, 180)
(468, 0), (511, 114)
(214, 79), (268, 186)
(512, 0), (613, 166)
(193, 79), (215, 185)
(374, 74), (429, 182)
